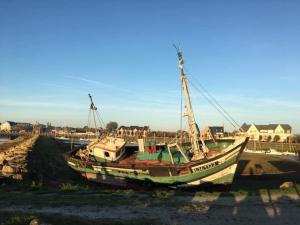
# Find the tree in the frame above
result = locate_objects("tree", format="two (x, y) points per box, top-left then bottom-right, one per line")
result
(273, 135), (280, 142)
(106, 121), (118, 133)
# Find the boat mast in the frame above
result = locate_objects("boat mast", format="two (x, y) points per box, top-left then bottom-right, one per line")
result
(175, 47), (207, 160)
(88, 94), (99, 138)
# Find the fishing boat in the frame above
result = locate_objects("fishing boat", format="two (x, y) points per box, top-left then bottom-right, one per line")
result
(66, 49), (249, 188)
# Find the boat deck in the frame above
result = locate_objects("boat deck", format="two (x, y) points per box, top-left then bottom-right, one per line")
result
(72, 143), (226, 169)
(116, 148), (224, 166)
(118, 152), (172, 166)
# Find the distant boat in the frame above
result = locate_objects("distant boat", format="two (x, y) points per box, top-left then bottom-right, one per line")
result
(66, 49), (248, 188)
(0, 138), (10, 144)
(56, 137), (70, 141)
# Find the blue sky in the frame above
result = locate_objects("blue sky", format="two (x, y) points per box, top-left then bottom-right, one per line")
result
(0, 0), (300, 132)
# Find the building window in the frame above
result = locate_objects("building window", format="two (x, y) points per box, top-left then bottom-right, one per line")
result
(104, 152), (110, 157)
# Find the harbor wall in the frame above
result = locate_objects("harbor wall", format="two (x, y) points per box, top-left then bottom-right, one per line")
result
(0, 135), (39, 180)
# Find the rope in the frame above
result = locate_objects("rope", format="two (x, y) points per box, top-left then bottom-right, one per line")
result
(187, 78), (240, 130)
(96, 110), (106, 129)
(87, 109), (91, 129)
(189, 75), (242, 129)
(86, 96), (107, 137)
(181, 61), (243, 132)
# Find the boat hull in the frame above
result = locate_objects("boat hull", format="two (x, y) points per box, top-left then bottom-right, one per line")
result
(69, 163), (238, 188)
(67, 138), (248, 188)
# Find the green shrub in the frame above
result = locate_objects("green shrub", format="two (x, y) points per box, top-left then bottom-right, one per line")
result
(60, 183), (81, 192)
(30, 181), (43, 190)
(0, 214), (36, 225)
(151, 190), (175, 198)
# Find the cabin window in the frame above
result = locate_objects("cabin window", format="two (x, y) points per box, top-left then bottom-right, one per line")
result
(104, 152), (110, 157)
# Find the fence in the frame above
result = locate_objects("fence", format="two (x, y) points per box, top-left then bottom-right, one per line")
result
(246, 141), (300, 153)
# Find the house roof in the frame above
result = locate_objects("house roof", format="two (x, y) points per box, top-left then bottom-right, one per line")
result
(208, 126), (224, 133)
(5, 121), (17, 126)
(240, 123), (251, 132)
(240, 123), (292, 132)
(119, 126), (149, 130)
(15, 122), (33, 127)
(279, 124), (292, 132)
(3, 121), (33, 127)
(255, 124), (277, 130)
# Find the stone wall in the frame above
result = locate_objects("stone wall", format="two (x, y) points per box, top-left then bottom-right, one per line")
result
(0, 135), (39, 180)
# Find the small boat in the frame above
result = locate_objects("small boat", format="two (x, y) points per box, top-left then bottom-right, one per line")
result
(66, 49), (248, 188)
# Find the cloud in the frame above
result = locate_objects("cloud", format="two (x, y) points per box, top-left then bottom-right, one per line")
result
(0, 100), (86, 110)
(64, 75), (134, 93)
(65, 75), (110, 87)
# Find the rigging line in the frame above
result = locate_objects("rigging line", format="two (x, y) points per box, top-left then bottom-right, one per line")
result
(189, 76), (242, 129)
(96, 110), (106, 129)
(95, 111), (103, 129)
(185, 70), (241, 129)
(96, 107), (105, 128)
(87, 109), (92, 128)
(187, 75), (241, 129)
(187, 78), (238, 129)
(184, 65), (242, 130)
(191, 83), (237, 130)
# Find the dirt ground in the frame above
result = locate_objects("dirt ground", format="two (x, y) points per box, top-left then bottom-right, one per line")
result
(0, 191), (299, 225)
(0, 136), (300, 225)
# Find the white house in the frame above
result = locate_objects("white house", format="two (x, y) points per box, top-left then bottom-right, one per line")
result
(0, 121), (33, 133)
(0, 121), (17, 132)
(201, 126), (225, 139)
(117, 126), (150, 137)
(240, 123), (292, 142)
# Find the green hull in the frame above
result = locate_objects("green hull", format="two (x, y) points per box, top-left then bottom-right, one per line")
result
(67, 138), (248, 188)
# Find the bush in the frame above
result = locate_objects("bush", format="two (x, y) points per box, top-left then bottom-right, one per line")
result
(106, 121), (118, 133)
(30, 181), (43, 191)
(273, 135), (280, 142)
(151, 190), (175, 199)
(60, 183), (81, 192)
(0, 213), (36, 225)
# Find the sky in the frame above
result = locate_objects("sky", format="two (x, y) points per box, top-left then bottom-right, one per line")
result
(0, 0), (300, 133)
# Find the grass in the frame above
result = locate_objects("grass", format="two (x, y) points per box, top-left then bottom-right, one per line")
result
(0, 213), (36, 225)
(0, 212), (157, 225)
(0, 185), (299, 225)
(0, 187), (149, 207)
(60, 183), (81, 192)
(0, 183), (299, 209)
(151, 190), (176, 198)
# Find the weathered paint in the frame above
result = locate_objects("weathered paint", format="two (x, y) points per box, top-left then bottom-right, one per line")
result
(67, 137), (248, 188)
(68, 147), (240, 187)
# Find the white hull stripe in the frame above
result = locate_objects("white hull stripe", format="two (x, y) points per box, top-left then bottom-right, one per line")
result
(177, 164), (237, 188)
(191, 146), (240, 172)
